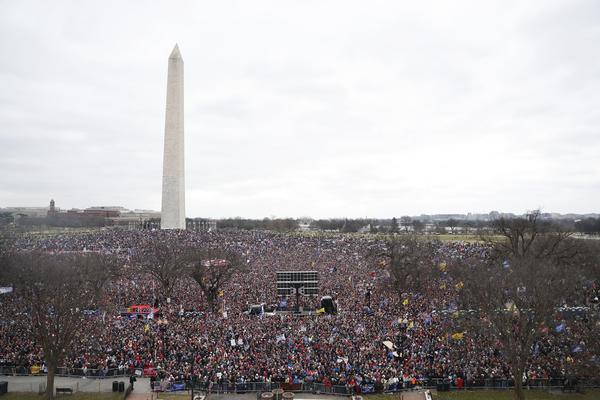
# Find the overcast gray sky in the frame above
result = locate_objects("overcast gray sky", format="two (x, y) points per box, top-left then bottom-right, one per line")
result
(1, 0), (599, 218)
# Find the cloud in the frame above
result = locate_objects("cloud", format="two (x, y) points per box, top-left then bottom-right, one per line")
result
(0, 0), (599, 218)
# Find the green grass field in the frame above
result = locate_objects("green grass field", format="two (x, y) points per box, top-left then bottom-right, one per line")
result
(430, 389), (600, 400)
(2, 393), (123, 400)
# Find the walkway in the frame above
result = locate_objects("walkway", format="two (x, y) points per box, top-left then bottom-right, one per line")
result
(128, 394), (154, 400)
(0, 375), (151, 393)
(400, 392), (428, 400)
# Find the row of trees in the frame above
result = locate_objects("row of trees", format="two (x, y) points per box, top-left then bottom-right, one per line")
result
(216, 217), (299, 231)
(11, 215), (110, 228)
(384, 211), (600, 400)
(0, 233), (244, 399)
(6, 212), (600, 234)
(216, 216), (600, 234)
(575, 217), (600, 234)
(314, 216), (600, 234)
(0, 212), (14, 228)
(312, 217), (475, 234)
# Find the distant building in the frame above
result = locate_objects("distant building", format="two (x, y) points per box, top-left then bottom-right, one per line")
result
(297, 223), (311, 232)
(48, 199), (56, 216)
(1, 207), (48, 219)
(187, 218), (217, 232)
(0, 200), (163, 228)
(45, 200), (115, 227)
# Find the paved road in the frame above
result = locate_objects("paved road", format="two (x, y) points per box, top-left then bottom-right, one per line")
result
(400, 392), (427, 400)
(1, 376), (429, 400)
(129, 394), (154, 400)
(0, 375), (151, 393)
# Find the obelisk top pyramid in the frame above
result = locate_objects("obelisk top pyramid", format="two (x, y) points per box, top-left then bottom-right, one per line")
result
(169, 44), (182, 60)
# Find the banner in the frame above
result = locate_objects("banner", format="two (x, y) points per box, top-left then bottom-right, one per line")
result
(0, 287), (13, 294)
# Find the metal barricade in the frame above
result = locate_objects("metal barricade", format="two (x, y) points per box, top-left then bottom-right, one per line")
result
(0, 374), (598, 393)
(331, 385), (350, 395)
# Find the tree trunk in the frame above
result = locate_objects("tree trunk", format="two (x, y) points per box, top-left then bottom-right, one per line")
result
(206, 292), (217, 313)
(207, 297), (215, 312)
(209, 286), (224, 313)
(162, 282), (173, 304)
(513, 369), (524, 400)
(45, 362), (56, 400)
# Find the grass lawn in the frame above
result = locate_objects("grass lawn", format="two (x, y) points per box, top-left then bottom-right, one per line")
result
(423, 234), (506, 243)
(2, 393), (123, 400)
(430, 389), (600, 400)
(156, 394), (198, 399)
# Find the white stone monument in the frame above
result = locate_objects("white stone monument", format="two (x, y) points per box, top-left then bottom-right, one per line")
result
(161, 44), (186, 229)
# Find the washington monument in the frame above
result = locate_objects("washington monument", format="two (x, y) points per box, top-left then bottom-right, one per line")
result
(161, 44), (186, 229)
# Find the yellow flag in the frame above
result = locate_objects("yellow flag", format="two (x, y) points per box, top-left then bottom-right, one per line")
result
(316, 308), (325, 314)
(218, 290), (224, 297)
(451, 332), (464, 340)
(455, 281), (464, 290)
(144, 324), (149, 333)
(402, 299), (409, 306)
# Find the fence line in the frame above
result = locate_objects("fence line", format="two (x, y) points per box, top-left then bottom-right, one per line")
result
(3, 366), (600, 395)
(152, 378), (600, 395)
(0, 366), (129, 379)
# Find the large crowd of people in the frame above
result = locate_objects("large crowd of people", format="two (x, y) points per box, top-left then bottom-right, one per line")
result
(0, 229), (598, 392)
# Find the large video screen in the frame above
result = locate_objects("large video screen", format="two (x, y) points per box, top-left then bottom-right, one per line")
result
(276, 271), (319, 296)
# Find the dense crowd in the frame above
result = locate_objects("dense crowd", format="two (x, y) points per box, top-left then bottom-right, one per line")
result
(0, 229), (598, 391)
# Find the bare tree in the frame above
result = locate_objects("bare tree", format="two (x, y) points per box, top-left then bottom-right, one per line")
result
(10, 251), (116, 399)
(0, 230), (17, 285)
(568, 240), (600, 378)
(487, 211), (579, 261)
(136, 239), (194, 302)
(446, 218), (459, 234)
(390, 217), (400, 234)
(411, 219), (425, 234)
(376, 236), (436, 294)
(80, 252), (120, 306)
(399, 216), (412, 233)
(449, 211), (597, 400)
(190, 248), (245, 313)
